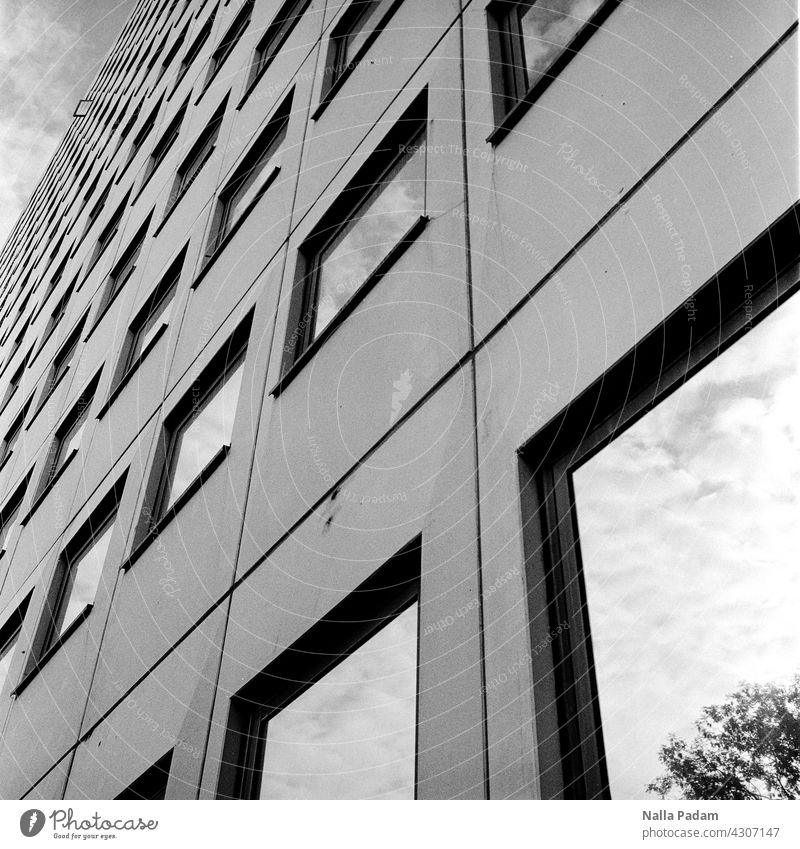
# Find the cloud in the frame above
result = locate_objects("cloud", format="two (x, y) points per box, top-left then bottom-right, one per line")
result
(0, 1), (131, 248)
(573, 293), (800, 799)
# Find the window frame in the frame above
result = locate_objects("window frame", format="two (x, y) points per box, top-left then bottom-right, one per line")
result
(205, 91), (292, 261)
(0, 592), (32, 697)
(116, 750), (173, 800)
(244, 0), (312, 101)
(34, 311), (89, 413)
(130, 312), (252, 553)
(517, 205), (800, 800)
(204, 0), (254, 93)
(217, 536), (422, 799)
(141, 101), (187, 188)
(24, 474), (126, 678)
(166, 95), (229, 216)
(280, 94), (428, 382)
(0, 476), (30, 554)
(103, 247), (186, 410)
(486, 0), (620, 144)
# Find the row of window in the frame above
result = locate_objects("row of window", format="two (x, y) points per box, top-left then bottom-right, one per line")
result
(1, 0), (617, 370)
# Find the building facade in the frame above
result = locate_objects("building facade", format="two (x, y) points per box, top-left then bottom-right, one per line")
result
(0, 0), (797, 800)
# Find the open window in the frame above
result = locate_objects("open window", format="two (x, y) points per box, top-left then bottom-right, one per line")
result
(519, 206), (800, 799)
(218, 538), (421, 800)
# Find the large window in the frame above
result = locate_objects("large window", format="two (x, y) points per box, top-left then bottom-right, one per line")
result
(487, 0), (618, 132)
(205, 93), (291, 259)
(286, 100), (427, 366)
(219, 540), (421, 800)
(520, 209), (800, 799)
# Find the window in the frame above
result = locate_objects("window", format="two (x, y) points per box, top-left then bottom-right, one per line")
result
(487, 0), (618, 131)
(218, 540), (420, 799)
(206, 93), (291, 259)
(0, 594), (31, 696)
(247, 0), (311, 90)
(0, 479), (29, 553)
(519, 208), (800, 799)
(175, 11), (215, 89)
(325, 0), (381, 97)
(90, 193), (130, 268)
(114, 248), (184, 388)
(1, 350), (31, 413)
(0, 398), (32, 469)
(148, 315), (250, 523)
(35, 477), (125, 660)
(39, 274), (78, 351)
(98, 215), (151, 316)
(286, 99), (427, 365)
(38, 313), (88, 406)
(127, 97), (163, 165)
(205, 0), (253, 89)
(142, 103), (186, 185)
(40, 375), (98, 492)
(158, 23), (189, 86)
(167, 96), (228, 213)
(116, 751), (173, 800)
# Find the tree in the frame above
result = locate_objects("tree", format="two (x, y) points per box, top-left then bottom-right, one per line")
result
(647, 676), (800, 800)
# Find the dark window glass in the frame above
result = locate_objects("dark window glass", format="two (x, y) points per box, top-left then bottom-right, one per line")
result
(0, 487), (26, 552)
(0, 595), (30, 694)
(176, 12), (215, 87)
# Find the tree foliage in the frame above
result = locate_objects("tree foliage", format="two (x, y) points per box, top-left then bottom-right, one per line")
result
(647, 676), (800, 800)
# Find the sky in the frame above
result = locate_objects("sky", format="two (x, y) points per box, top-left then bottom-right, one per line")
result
(573, 293), (800, 799)
(0, 0), (133, 247)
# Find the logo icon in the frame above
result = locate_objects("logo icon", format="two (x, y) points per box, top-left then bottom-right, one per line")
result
(20, 810), (45, 837)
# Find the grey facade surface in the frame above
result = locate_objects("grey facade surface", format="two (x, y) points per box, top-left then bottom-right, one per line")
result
(0, 0), (796, 800)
